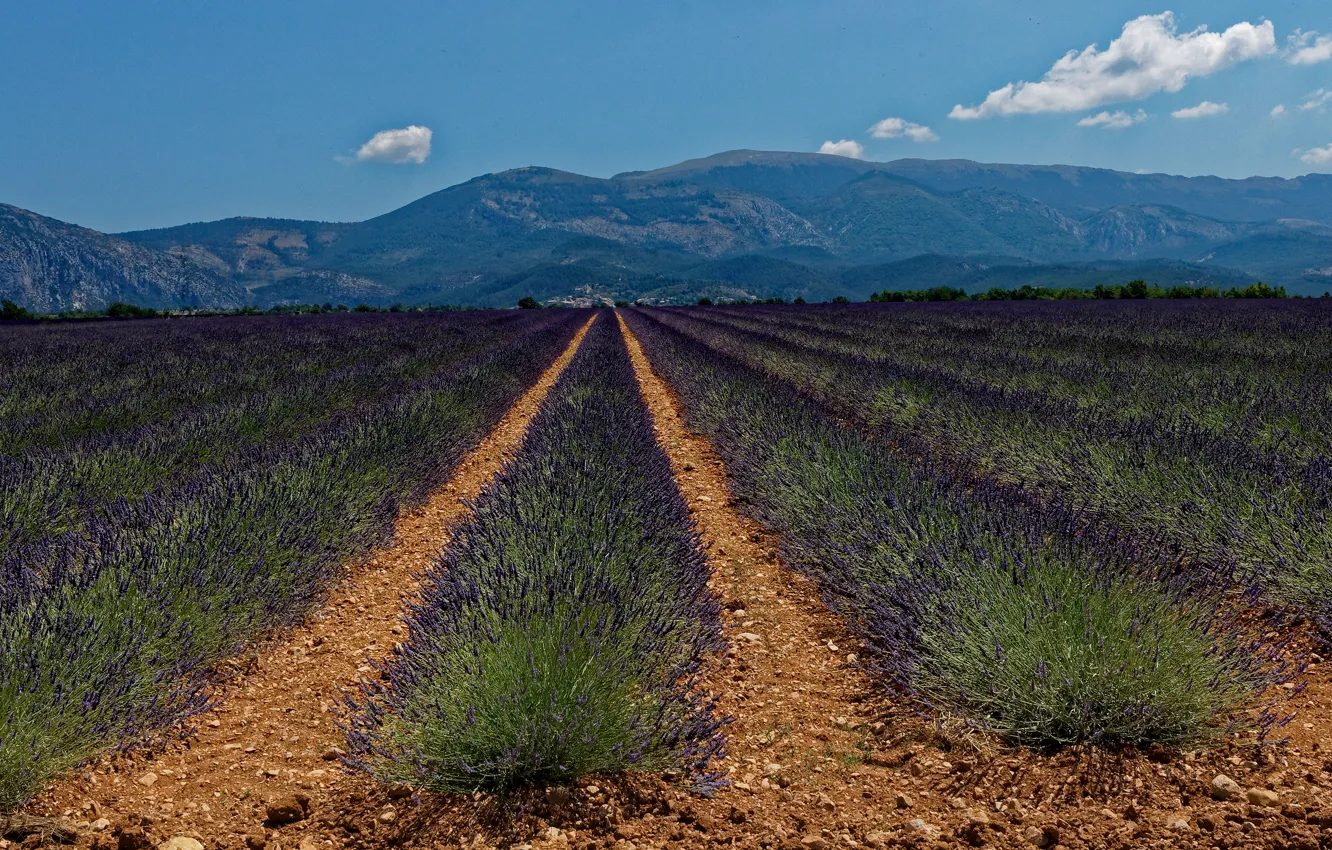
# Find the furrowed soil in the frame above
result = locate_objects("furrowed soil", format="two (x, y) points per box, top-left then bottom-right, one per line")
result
(14, 310), (1332, 850)
(13, 316), (594, 850)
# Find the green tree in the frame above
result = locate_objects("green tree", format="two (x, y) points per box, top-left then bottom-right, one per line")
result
(517, 296), (541, 309)
(0, 299), (33, 320)
(105, 302), (158, 318)
(1123, 280), (1150, 299)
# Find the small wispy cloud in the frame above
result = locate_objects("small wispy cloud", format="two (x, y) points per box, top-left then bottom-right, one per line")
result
(1286, 30), (1332, 65)
(818, 139), (865, 159)
(341, 125), (433, 165)
(1297, 144), (1332, 166)
(1077, 109), (1147, 129)
(1301, 89), (1332, 112)
(1171, 100), (1229, 119)
(950, 13), (1275, 120)
(868, 117), (938, 143)
(1271, 104), (1287, 117)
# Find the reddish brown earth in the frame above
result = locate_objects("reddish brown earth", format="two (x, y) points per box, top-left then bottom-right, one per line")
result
(12, 311), (1332, 850)
(13, 317), (594, 850)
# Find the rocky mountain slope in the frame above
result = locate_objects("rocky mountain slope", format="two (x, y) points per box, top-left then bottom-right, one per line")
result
(0, 204), (246, 312)
(6, 151), (1332, 310)
(624, 150), (1332, 219)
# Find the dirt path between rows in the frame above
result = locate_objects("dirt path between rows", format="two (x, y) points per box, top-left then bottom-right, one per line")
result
(614, 314), (918, 848)
(19, 311), (1332, 850)
(613, 314), (1332, 850)
(17, 317), (596, 850)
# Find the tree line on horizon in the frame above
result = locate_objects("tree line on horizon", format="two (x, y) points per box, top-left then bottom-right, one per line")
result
(866, 279), (1296, 303)
(0, 278), (1317, 322)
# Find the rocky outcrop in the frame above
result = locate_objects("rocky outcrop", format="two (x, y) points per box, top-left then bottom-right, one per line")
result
(0, 205), (246, 312)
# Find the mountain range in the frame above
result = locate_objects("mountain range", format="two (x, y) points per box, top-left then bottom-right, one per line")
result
(4, 150), (1332, 310)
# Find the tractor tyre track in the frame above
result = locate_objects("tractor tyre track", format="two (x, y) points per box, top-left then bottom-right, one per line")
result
(616, 313), (914, 849)
(22, 316), (596, 849)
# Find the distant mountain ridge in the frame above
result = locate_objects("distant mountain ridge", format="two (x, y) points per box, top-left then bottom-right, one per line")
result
(621, 150), (1332, 221)
(0, 204), (245, 312)
(4, 150), (1331, 309)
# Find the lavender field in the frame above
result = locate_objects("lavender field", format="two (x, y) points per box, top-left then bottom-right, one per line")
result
(3, 301), (1329, 847)
(0, 310), (584, 810)
(625, 301), (1332, 746)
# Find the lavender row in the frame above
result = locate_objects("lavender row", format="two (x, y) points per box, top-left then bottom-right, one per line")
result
(669, 303), (1311, 532)
(2, 310), (557, 571)
(0, 311), (534, 454)
(0, 312), (543, 553)
(703, 300), (1332, 463)
(622, 307), (1291, 749)
(644, 303), (1332, 632)
(682, 302), (1323, 480)
(342, 312), (727, 793)
(0, 310), (585, 812)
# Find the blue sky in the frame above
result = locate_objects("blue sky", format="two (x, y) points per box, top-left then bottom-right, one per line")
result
(2, 1), (1329, 232)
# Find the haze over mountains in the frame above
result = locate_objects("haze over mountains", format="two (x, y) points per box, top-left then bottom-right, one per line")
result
(4, 150), (1332, 311)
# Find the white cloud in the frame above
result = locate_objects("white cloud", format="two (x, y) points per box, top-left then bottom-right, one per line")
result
(818, 139), (865, 159)
(349, 125), (433, 164)
(1298, 144), (1332, 166)
(1171, 100), (1229, 119)
(1077, 109), (1148, 129)
(1301, 89), (1332, 112)
(1287, 30), (1332, 65)
(950, 13), (1276, 119)
(868, 117), (939, 143)
(1271, 104), (1287, 117)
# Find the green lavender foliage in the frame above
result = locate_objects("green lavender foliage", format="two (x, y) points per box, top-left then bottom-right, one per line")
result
(0, 311), (584, 812)
(343, 314), (726, 793)
(623, 307), (1286, 748)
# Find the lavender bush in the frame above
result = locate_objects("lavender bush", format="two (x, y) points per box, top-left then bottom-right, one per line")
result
(624, 307), (1290, 748)
(342, 313), (727, 793)
(1, 311), (541, 548)
(0, 310), (585, 811)
(647, 302), (1332, 636)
